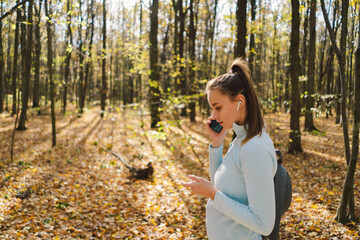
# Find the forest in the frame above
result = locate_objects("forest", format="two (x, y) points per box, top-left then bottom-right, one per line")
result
(0, 0), (359, 239)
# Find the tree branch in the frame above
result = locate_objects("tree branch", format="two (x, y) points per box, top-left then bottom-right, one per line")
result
(0, 0), (30, 21)
(320, 0), (343, 60)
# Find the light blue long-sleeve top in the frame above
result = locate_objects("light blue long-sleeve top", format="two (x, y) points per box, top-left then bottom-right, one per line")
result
(206, 122), (278, 240)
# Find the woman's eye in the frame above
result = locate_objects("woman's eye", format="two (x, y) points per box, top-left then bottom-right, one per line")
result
(216, 107), (221, 111)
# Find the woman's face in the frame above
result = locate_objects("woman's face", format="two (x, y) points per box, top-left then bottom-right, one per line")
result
(207, 89), (242, 130)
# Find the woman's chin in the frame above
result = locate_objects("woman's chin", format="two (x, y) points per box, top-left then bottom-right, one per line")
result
(223, 126), (230, 131)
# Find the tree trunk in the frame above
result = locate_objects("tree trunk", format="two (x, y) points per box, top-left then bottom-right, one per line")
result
(188, 0), (197, 122)
(335, 75), (341, 123)
(335, 33), (359, 225)
(249, 0), (256, 74)
(100, 0), (107, 117)
(234, 0), (247, 58)
(138, 0), (143, 102)
(325, 52), (333, 119)
(114, 51), (120, 105)
(121, 56), (127, 105)
(326, 47), (334, 97)
(336, 0), (355, 222)
(5, 24), (11, 112)
(81, 0), (95, 113)
(128, 61), (134, 104)
(77, 0), (85, 113)
(172, 0), (179, 94)
(347, 4), (357, 120)
(179, 0), (188, 117)
(201, 8), (209, 82)
(284, 66), (290, 109)
(109, 53), (113, 108)
(10, 86), (20, 162)
(121, 6), (126, 106)
(208, 0), (218, 80)
(276, 50), (283, 109)
(45, 0), (56, 146)
(200, 0), (218, 94)
(348, 11), (360, 220)
(20, 7), (26, 102)
(317, 26), (327, 95)
(44, 76), (48, 109)
(129, 10), (136, 104)
(32, 0), (42, 111)
(149, 0), (160, 128)
(11, 0), (21, 115)
(325, 4), (337, 119)
(17, 0), (33, 131)
(300, 0), (309, 109)
(338, 0), (350, 165)
(301, 0), (309, 77)
(289, 0), (302, 153)
(320, 0), (353, 224)
(63, 0), (72, 114)
(271, 12), (277, 112)
(0, 2), (3, 113)
(160, 25), (170, 95)
(334, 0), (341, 124)
(304, 0), (317, 131)
(254, 0), (262, 85)
(89, 61), (94, 103)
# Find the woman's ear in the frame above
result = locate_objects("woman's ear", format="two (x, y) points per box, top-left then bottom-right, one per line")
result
(235, 94), (245, 104)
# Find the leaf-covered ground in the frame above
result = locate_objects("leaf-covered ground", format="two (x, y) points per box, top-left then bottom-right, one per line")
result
(0, 107), (359, 239)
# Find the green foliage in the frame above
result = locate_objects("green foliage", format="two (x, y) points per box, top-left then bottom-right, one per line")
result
(17, 161), (25, 166)
(56, 201), (69, 209)
(311, 129), (326, 136)
(324, 164), (339, 170)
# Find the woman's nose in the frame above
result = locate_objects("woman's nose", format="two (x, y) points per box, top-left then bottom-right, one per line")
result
(211, 110), (217, 119)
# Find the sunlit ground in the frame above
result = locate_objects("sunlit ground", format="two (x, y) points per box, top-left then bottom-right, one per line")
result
(0, 106), (359, 239)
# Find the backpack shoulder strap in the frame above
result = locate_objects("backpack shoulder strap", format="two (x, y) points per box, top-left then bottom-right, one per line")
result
(275, 149), (282, 164)
(265, 149), (292, 240)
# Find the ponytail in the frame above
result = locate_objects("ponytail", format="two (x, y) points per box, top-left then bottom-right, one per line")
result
(206, 58), (264, 144)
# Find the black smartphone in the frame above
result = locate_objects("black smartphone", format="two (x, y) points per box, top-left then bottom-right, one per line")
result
(209, 120), (223, 133)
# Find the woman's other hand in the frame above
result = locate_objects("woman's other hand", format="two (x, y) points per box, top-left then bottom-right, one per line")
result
(182, 175), (218, 200)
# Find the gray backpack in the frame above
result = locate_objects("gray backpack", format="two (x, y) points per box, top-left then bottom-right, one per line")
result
(263, 150), (292, 240)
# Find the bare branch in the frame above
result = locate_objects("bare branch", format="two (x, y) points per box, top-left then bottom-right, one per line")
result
(0, 0), (30, 21)
(319, 0), (343, 60)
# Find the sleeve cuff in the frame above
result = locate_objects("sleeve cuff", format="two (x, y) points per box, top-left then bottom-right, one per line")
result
(209, 143), (224, 150)
(213, 190), (224, 207)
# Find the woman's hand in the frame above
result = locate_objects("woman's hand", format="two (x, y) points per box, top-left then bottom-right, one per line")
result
(182, 175), (218, 200)
(206, 117), (227, 148)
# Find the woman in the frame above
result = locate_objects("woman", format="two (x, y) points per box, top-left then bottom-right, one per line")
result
(183, 58), (277, 239)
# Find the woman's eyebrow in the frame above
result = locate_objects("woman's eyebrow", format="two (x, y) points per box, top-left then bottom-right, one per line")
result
(212, 103), (219, 107)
